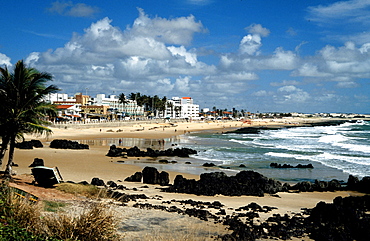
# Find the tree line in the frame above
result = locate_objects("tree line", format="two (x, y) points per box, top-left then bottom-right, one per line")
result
(118, 92), (169, 117)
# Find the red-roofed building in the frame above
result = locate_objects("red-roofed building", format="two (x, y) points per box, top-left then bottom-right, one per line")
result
(55, 104), (81, 121)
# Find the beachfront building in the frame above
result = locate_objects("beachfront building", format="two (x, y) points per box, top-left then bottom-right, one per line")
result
(44, 93), (70, 102)
(92, 94), (144, 118)
(55, 104), (82, 121)
(165, 97), (199, 119)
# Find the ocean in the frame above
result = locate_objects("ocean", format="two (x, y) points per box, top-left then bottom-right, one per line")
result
(178, 120), (370, 183)
(83, 120), (370, 183)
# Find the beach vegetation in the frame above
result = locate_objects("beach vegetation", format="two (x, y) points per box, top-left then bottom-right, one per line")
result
(0, 60), (60, 176)
(55, 182), (108, 198)
(0, 181), (119, 240)
(43, 200), (67, 212)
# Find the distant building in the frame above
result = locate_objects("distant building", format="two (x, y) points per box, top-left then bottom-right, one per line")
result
(165, 97), (199, 119)
(92, 94), (144, 118)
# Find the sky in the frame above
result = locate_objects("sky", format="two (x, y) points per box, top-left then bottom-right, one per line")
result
(1, 0), (370, 114)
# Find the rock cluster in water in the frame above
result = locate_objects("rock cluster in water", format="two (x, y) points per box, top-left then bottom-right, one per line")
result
(270, 162), (313, 168)
(50, 139), (89, 149)
(106, 145), (197, 158)
(165, 170), (287, 197)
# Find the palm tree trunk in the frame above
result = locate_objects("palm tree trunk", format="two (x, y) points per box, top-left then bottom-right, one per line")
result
(0, 136), (9, 170)
(5, 134), (16, 176)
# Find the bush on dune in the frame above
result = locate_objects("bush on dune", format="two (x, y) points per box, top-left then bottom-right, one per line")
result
(0, 181), (119, 241)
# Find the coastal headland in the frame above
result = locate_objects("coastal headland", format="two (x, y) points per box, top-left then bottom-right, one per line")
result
(3, 117), (370, 240)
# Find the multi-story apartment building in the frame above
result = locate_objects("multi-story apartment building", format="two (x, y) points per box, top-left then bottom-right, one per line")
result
(93, 94), (144, 118)
(165, 97), (199, 119)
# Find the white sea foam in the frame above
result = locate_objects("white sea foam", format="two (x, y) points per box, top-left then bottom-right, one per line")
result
(335, 142), (370, 153)
(265, 152), (310, 160)
(318, 133), (348, 144)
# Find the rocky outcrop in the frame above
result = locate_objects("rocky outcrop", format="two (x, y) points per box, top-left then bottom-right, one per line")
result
(305, 195), (370, 241)
(289, 179), (342, 192)
(142, 167), (170, 186)
(106, 145), (197, 158)
(91, 177), (105, 186)
(270, 163), (313, 168)
(346, 175), (370, 194)
(15, 139), (43, 149)
(124, 172), (143, 182)
(165, 170), (286, 197)
(50, 139), (89, 149)
(289, 175), (370, 193)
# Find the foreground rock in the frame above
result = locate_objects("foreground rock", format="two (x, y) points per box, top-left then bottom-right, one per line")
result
(106, 145), (197, 158)
(50, 139), (89, 149)
(142, 167), (169, 186)
(305, 195), (370, 241)
(165, 170), (287, 196)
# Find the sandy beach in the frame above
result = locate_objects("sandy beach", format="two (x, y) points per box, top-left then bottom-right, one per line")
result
(10, 118), (325, 182)
(3, 118), (367, 240)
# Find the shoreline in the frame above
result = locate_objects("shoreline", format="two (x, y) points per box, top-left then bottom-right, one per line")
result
(4, 117), (369, 240)
(7, 117), (363, 184)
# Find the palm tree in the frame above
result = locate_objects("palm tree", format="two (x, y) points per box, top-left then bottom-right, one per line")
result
(118, 93), (128, 118)
(0, 60), (59, 176)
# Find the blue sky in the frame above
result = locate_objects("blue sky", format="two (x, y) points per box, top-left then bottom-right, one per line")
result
(1, 0), (370, 114)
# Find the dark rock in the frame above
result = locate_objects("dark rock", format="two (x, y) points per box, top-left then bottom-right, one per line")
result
(291, 178), (345, 192)
(306, 195), (370, 241)
(106, 145), (197, 158)
(50, 139), (89, 149)
(165, 170), (284, 197)
(107, 181), (118, 188)
(202, 162), (216, 167)
(15, 139), (43, 149)
(270, 162), (314, 168)
(29, 158), (44, 167)
(239, 164), (246, 168)
(346, 175), (370, 193)
(141, 167), (169, 186)
(91, 177), (105, 186)
(158, 159), (169, 163)
(291, 181), (313, 192)
(142, 167), (160, 185)
(124, 172), (142, 182)
(159, 171), (170, 186)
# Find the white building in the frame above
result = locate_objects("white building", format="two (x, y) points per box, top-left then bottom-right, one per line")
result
(93, 94), (144, 118)
(44, 93), (71, 103)
(165, 97), (199, 119)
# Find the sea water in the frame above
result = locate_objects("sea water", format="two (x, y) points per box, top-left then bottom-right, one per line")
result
(177, 120), (370, 183)
(82, 120), (370, 183)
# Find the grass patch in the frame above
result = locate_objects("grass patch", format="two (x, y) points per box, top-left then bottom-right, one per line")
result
(55, 182), (107, 198)
(0, 181), (119, 240)
(43, 200), (67, 212)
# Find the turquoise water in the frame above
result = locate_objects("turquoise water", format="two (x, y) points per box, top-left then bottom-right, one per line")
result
(179, 120), (370, 182)
(80, 120), (370, 183)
